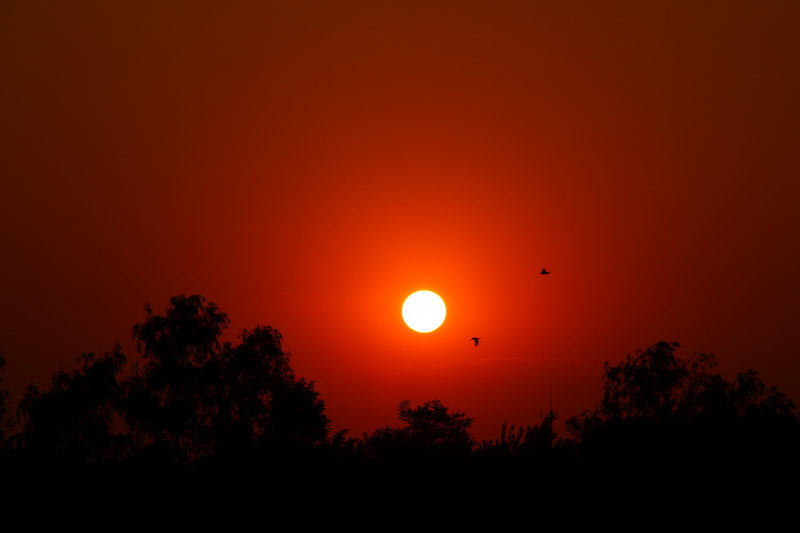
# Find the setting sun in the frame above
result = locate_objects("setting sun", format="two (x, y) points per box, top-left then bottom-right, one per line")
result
(1, 0), (797, 492)
(402, 290), (446, 333)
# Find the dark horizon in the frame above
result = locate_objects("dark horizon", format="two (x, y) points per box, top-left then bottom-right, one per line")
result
(2, 294), (797, 478)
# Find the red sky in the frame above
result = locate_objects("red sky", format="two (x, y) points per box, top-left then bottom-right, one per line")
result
(1, 1), (798, 442)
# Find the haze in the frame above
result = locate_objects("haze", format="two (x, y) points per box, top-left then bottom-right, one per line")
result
(1, 1), (798, 442)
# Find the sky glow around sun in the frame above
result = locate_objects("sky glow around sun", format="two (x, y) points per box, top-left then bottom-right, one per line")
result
(0, 1), (798, 443)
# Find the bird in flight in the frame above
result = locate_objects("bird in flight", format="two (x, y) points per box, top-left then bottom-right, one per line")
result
(540, 268), (550, 275)
(470, 337), (481, 346)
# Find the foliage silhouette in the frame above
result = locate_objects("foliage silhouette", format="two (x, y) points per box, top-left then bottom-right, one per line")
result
(398, 398), (474, 451)
(125, 295), (329, 467)
(480, 416), (559, 455)
(566, 341), (799, 472)
(471, 406), (578, 480)
(0, 353), (9, 457)
(363, 399), (474, 471)
(2, 302), (798, 488)
(14, 348), (128, 467)
(212, 325), (330, 461)
(125, 294), (230, 463)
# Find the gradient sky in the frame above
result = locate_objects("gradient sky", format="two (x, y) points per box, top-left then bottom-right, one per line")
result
(2, 1), (798, 442)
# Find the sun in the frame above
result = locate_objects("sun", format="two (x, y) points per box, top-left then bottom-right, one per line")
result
(402, 290), (446, 333)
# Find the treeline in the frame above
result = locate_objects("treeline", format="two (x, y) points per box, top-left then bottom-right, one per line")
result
(0, 295), (798, 482)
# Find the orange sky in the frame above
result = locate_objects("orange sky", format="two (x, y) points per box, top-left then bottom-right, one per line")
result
(1, 1), (798, 442)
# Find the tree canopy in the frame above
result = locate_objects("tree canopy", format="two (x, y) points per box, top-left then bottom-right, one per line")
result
(566, 341), (799, 471)
(126, 295), (330, 465)
(9, 294), (330, 471)
(0, 353), (10, 453)
(2, 301), (797, 482)
(363, 399), (474, 470)
(14, 348), (128, 466)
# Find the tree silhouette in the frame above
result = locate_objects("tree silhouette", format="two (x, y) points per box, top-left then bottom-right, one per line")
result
(570, 341), (796, 428)
(210, 325), (329, 461)
(0, 353), (9, 458)
(125, 294), (329, 466)
(14, 347), (128, 467)
(599, 341), (703, 424)
(397, 399), (474, 449)
(364, 399), (474, 470)
(566, 341), (799, 472)
(125, 294), (230, 462)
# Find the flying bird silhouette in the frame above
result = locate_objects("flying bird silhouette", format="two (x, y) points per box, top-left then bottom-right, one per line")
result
(470, 337), (481, 347)
(540, 268), (550, 275)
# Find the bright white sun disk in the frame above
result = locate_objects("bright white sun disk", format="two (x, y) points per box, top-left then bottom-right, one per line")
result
(402, 290), (446, 333)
